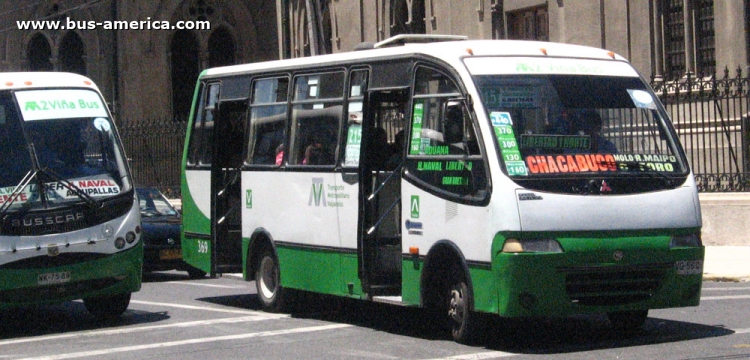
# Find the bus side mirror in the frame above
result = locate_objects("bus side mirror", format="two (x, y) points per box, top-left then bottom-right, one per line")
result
(442, 100), (466, 144)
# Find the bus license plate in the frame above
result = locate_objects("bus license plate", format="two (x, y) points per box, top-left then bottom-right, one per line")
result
(674, 260), (703, 275)
(160, 248), (182, 260)
(38, 271), (71, 285)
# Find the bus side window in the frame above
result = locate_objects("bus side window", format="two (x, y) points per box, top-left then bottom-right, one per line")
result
(342, 69), (368, 168)
(290, 72), (344, 166)
(406, 67), (487, 200)
(187, 83), (219, 167)
(247, 77), (289, 165)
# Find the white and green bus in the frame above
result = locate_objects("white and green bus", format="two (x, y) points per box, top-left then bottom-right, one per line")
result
(0, 72), (141, 319)
(181, 35), (703, 343)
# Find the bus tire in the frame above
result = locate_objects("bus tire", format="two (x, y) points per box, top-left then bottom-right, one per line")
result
(607, 310), (648, 331)
(84, 292), (131, 320)
(255, 247), (286, 312)
(447, 276), (478, 344)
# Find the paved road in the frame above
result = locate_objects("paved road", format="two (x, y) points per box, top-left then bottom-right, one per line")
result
(2, 273), (750, 359)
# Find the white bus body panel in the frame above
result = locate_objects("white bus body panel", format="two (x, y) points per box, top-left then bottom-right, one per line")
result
(242, 172), (359, 249)
(515, 185), (701, 232)
(185, 170), (211, 219)
(400, 181), (492, 263)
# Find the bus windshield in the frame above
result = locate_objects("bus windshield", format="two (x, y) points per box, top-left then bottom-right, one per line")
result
(0, 89), (129, 211)
(471, 68), (689, 194)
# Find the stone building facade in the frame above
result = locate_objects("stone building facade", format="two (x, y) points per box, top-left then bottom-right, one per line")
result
(1, 1), (748, 123)
(281, 0), (748, 83)
(0, 0), (279, 122)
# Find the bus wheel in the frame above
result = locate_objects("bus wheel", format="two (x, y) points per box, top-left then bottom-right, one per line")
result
(255, 248), (285, 312)
(608, 310), (648, 331)
(84, 292), (131, 320)
(447, 274), (477, 344)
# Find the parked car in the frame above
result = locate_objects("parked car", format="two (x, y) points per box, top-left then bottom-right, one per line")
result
(136, 187), (206, 279)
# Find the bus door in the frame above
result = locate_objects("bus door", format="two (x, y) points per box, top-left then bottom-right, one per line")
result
(211, 99), (247, 274)
(358, 89), (408, 296)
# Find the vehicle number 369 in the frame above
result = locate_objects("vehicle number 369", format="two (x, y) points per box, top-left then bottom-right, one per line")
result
(197, 240), (209, 254)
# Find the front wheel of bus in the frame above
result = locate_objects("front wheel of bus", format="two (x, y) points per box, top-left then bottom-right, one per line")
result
(84, 292), (131, 320)
(447, 274), (478, 344)
(608, 310), (648, 331)
(255, 248), (285, 312)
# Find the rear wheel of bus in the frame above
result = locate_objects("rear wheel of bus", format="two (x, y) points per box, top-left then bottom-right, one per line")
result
(255, 246), (287, 312)
(83, 292), (131, 320)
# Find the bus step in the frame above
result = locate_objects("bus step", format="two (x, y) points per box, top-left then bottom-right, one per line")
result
(371, 296), (406, 306)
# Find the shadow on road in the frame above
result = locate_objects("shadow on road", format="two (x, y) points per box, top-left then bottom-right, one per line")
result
(0, 301), (170, 340)
(196, 289), (735, 354)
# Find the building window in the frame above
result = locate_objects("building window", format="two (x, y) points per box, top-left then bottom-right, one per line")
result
(660, 0), (715, 80)
(27, 33), (53, 71)
(507, 5), (548, 41)
(694, 0), (715, 77)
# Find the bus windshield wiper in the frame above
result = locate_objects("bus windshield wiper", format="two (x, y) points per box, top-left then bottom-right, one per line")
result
(1, 144), (101, 215)
(36, 166), (101, 209)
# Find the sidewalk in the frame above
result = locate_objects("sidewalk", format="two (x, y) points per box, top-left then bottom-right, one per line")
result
(703, 246), (750, 282)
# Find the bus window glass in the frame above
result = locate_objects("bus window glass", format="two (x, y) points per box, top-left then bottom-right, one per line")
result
(4, 89), (130, 211)
(406, 67), (487, 197)
(290, 72), (344, 166)
(472, 73), (689, 193)
(0, 94), (30, 188)
(343, 70), (368, 167)
(187, 83), (219, 166)
(248, 77), (289, 165)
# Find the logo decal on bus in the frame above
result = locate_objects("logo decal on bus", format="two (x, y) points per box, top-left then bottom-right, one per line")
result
(309, 178), (327, 207)
(251, 189), (253, 209)
(410, 195), (419, 218)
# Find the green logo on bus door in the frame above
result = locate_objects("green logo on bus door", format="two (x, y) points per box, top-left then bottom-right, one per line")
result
(251, 189), (253, 209)
(410, 195), (420, 218)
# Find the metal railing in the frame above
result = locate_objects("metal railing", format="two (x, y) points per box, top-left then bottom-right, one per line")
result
(118, 118), (186, 198)
(652, 67), (750, 192)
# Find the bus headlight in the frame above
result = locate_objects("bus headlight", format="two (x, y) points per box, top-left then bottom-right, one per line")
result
(126, 231), (137, 244)
(114, 237), (126, 249)
(502, 238), (563, 253)
(669, 233), (702, 247)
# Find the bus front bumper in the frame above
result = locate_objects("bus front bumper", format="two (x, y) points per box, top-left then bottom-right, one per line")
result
(491, 246), (704, 317)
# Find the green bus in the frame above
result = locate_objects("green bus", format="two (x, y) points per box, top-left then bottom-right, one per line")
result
(0, 72), (141, 318)
(182, 35), (703, 343)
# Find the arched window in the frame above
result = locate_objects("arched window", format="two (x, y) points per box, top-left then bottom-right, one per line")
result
(171, 29), (200, 122)
(59, 31), (86, 75)
(28, 33), (53, 71)
(208, 27), (235, 68)
(390, 0), (425, 35)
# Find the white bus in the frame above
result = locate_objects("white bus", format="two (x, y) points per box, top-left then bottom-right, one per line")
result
(182, 35), (703, 343)
(0, 72), (141, 318)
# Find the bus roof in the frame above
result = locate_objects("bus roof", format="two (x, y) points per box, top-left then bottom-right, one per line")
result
(201, 38), (629, 79)
(0, 72), (100, 91)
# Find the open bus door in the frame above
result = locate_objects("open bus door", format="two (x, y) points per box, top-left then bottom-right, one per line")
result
(357, 89), (408, 297)
(210, 99), (247, 275)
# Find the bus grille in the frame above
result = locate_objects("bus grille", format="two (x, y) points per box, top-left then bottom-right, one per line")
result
(559, 263), (671, 306)
(0, 277), (121, 304)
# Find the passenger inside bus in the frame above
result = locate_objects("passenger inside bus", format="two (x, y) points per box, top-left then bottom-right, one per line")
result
(571, 110), (617, 154)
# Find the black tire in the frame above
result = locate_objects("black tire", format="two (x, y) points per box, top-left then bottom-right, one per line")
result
(255, 247), (286, 312)
(84, 292), (131, 320)
(447, 277), (479, 344)
(608, 310), (648, 331)
(186, 267), (207, 279)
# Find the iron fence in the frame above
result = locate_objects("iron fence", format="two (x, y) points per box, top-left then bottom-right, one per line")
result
(119, 69), (750, 195)
(118, 118), (186, 198)
(651, 67), (750, 192)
